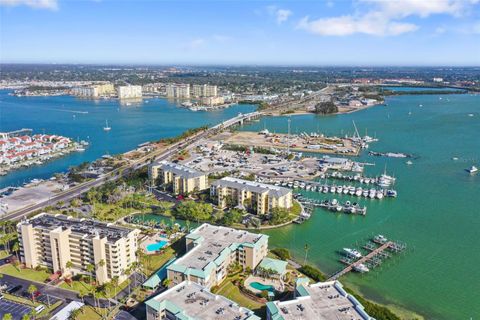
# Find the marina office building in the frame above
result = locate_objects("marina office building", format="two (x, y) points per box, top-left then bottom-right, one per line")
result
(167, 223), (269, 289)
(148, 160), (208, 195)
(266, 279), (373, 320)
(210, 177), (293, 215)
(17, 213), (139, 284)
(145, 280), (260, 320)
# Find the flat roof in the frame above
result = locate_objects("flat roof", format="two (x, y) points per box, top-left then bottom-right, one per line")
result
(145, 280), (260, 320)
(150, 160), (205, 179)
(168, 223), (268, 278)
(211, 177), (291, 198)
(267, 280), (372, 320)
(19, 213), (136, 243)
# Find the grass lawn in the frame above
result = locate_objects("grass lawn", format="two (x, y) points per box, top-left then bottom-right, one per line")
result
(76, 306), (112, 320)
(141, 247), (175, 275)
(216, 279), (264, 316)
(0, 264), (51, 283)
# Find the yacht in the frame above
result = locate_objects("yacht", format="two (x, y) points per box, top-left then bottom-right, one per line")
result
(355, 188), (363, 197)
(466, 166), (478, 174)
(353, 264), (370, 273)
(103, 120), (111, 131)
(343, 248), (363, 259)
(374, 234), (388, 243)
(376, 191), (384, 199)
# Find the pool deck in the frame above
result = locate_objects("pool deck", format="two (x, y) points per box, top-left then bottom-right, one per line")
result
(140, 233), (170, 254)
(244, 276), (282, 294)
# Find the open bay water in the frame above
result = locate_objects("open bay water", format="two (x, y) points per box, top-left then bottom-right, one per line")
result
(241, 93), (480, 319)
(0, 90), (255, 188)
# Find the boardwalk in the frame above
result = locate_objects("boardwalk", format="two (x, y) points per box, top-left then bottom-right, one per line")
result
(328, 241), (394, 281)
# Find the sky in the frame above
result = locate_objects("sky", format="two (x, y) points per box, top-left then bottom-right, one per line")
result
(1, 0), (480, 66)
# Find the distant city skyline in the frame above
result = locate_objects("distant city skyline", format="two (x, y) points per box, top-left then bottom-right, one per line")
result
(1, 0), (479, 65)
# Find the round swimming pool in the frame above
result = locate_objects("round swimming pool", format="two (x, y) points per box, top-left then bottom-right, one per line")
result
(250, 281), (275, 292)
(146, 240), (168, 252)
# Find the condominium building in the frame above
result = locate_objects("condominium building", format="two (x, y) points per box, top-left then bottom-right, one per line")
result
(167, 223), (269, 289)
(17, 213), (139, 284)
(192, 84), (217, 97)
(148, 160), (208, 195)
(117, 85), (143, 99)
(166, 84), (190, 99)
(210, 177), (292, 215)
(72, 83), (115, 98)
(145, 280), (260, 320)
(266, 278), (373, 320)
(199, 96), (225, 106)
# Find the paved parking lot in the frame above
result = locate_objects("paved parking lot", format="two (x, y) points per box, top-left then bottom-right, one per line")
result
(0, 299), (32, 320)
(115, 310), (138, 320)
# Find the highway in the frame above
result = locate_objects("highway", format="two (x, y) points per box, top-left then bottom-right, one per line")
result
(0, 112), (261, 222)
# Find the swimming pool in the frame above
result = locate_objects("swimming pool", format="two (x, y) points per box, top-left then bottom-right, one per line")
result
(146, 240), (168, 252)
(250, 281), (275, 292)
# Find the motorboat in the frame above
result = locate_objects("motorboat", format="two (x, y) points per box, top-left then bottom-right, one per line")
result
(343, 248), (362, 259)
(374, 234), (388, 243)
(353, 264), (370, 273)
(466, 166), (478, 174)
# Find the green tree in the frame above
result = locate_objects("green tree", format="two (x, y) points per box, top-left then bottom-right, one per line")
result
(314, 101), (338, 115)
(68, 308), (81, 320)
(2, 314), (13, 320)
(27, 284), (38, 302)
(86, 263), (95, 284)
(270, 207), (290, 225)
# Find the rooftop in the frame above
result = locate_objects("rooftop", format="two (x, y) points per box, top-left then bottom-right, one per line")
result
(19, 213), (136, 243)
(211, 177), (291, 198)
(267, 280), (372, 320)
(150, 160), (206, 179)
(168, 223), (268, 278)
(258, 257), (288, 276)
(146, 280), (260, 320)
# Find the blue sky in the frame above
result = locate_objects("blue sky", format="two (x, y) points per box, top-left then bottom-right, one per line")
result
(1, 0), (479, 65)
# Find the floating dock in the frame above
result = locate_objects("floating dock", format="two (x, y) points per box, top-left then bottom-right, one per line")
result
(297, 197), (367, 216)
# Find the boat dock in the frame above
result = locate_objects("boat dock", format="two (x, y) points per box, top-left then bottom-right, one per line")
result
(297, 197), (367, 215)
(328, 237), (407, 281)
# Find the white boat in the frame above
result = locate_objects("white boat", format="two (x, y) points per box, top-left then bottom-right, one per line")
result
(103, 120), (111, 131)
(376, 191), (384, 199)
(466, 166), (478, 174)
(353, 264), (370, 273)
(374, 234), (388, 243)
(343, 248), (362, 259)
(406, 160), (413, 165)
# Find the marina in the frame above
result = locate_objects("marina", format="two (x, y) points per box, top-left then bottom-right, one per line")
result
(296, 197), (368, 215)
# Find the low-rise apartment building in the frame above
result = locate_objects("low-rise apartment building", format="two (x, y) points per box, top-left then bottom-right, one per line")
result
(17, 213), (139, 284)
(148, 160), (208, 195)
(266, 278), (373, 320)
(72, 83), (115, 98)
(210, 177), (292, 215)
(145, 280), (260, 320)
(167, 223), (268, 289)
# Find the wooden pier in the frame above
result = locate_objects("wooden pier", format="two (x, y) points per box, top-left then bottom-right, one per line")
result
(328, 241), (395, 281)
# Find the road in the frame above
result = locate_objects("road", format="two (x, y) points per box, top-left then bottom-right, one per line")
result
(0, 112), (261, 222)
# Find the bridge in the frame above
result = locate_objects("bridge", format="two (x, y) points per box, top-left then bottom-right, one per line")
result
(327, 241), (394, 281)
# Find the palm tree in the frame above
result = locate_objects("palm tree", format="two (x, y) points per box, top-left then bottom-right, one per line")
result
(27, 284), (38, 302)
(111, 276), (119, 298)
(68, 308), (81, 320)
(66, 260), (74, 281)
(303, 243), (309, 266)
(12, 241), (19, 261)
(21, 314), (30, 320)
(86, 263), (95, 284)
(2, 313), (13, 320)
(162, 278), (171, 288)
(185, 219), (191, 232)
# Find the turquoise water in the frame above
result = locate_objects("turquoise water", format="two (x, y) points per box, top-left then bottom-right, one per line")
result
(0, 91), (255, 188)
(241, 93), (480, 319)
(146, 240), (168, 252)
(383, 86), (465, 92)
(250, 281), (275, 292)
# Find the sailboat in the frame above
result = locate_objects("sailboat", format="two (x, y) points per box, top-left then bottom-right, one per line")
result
(103, 120), (111, 131)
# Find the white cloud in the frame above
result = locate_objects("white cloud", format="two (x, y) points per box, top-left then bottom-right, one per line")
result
(184, 38), (205, 50)
(297, 0), (479, 36)
(266, 5), (292, 24)
(297, 13), (418, 36)
(0, 0), (58, 10)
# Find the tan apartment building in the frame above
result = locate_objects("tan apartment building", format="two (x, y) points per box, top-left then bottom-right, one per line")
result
(17, 213), (139, 284)
(167, 223), (268, 289)
(117, 85), (143, 99)
(192, 84), (217, 97)
(148, 160), (208, 195)
(72, 83), (115, 98)
(210, 177), (293, 215)
(165, 84), (190, 99)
